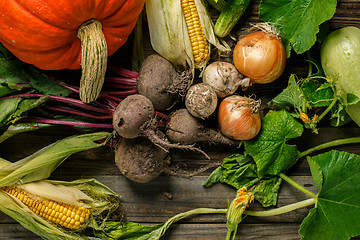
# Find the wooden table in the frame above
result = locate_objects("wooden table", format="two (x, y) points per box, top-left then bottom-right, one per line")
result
(1, 1), (360, 239)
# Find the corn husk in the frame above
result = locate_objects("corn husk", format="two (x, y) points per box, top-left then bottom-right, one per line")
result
(145, 0), (230, 72)
(0, 132), (122, 240)
(0, 179), (120, 240)
(0, 132), (110, 187)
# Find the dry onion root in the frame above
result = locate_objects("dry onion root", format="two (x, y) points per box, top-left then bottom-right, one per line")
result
(218, 95), (261, 140)
(233, 23), (286, 84)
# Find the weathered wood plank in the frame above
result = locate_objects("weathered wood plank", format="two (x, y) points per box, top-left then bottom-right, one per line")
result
(0, 173), (316, 223)
(0, 0), (359, 239)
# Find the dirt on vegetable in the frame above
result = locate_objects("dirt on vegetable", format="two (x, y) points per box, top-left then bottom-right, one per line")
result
(137, 54), (192, 111)
(114, 132), (170, 183)
(166, 108), (238, 146)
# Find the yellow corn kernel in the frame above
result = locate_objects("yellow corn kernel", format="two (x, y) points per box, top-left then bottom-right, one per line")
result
(1, 186), (91, 230)
(181, 0), (209, 63)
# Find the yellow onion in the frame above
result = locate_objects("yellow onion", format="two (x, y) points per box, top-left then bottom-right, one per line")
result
(233, 25), (286, 84)
(218, 95), (261, 140)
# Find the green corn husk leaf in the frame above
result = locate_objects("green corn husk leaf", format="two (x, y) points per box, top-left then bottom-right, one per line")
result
(0, 131), (123, 240)
(0, 131), (110, 187)
(0, 189), (85, 240)
(0, 178), (121, 240)
(145, 0), (230, 72)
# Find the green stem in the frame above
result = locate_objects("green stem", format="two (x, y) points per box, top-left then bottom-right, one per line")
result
(298, 136), (360, 160)
(279, 173), (317, 198)
(244, 198), (315, 217)
(307, 52), (313, 77)
(77, 19), (107, 103)
(226, 229), (232, 240)
(314, 96), (338, 123)
(147, 208), (227, 239)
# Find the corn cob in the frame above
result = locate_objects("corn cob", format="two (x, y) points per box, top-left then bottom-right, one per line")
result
(146, 0), (230, 71)
(181, 0), (209, 63)
(1, 185), (91, 230)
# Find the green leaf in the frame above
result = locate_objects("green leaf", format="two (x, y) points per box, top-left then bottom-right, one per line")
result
(204, 154), (281, 207)
(345, 93), (360, 106)
(0, 55), (31, 97)
(268, 74), (306, 114)
(259, 0), (337, 54)
(252, 177), (282, 207)
(301, 78), (334, 107)
(95, 221), (163, 240)
(0, 122), (51, 144)
(330, 101), (352, 127)
(245, 110), (303, 177)
(203, 154), (258, 189)
(12, 96), (49, 121)
(203, 167), (224, 187)
(0, 97), (21, 127)
(0, 96), (48, 127)
(307, 157), (323, 192)
(300, 150), (360, 240)
(27, 69), (72, 97)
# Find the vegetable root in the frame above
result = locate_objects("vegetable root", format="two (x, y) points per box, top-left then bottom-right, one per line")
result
(114, 131), (219, 183)
(137, 54), (192, 111)
(114, 133), (170, 183)
(112, 94), (210, 159)
(112, 94), (154, 139)
(166, 108), (238, 146)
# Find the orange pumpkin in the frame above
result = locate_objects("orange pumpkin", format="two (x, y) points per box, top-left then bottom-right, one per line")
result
(0, 0), (145, 103)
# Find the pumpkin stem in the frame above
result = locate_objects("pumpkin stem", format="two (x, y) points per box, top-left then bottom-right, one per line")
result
(77, 19), (107, 103)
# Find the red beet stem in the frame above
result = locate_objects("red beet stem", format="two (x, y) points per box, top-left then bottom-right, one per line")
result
(107, 64), (139, 79)
(43, 106), (113, 119)
(1, 94), (113, 114)
(105, 77), (137, 86)
(25, 118), (113, 128)
(101, 89), (138, 97)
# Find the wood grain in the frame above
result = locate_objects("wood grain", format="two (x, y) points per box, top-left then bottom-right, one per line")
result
(0, 0), (360, 239)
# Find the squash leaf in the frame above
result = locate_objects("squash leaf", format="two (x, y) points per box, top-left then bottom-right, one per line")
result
(203, 154), (258, 189)
(244, 110), (303, 177)
(299, 150), (360, 240)
(268, 74), (306, 117)
(269, 73), (350, 128)
(203, 154), (281, 207)
(259, 0), (337, 54)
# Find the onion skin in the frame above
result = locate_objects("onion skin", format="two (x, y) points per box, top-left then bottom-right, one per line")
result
(202, 61), (249, 98)
(218, 95), (261, 140)
(233, 31), (286, 84)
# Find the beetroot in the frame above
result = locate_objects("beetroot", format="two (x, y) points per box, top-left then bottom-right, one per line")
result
(137, 54), (192, 111)
(166, 108), (238, 146)
(115, 132), (169, 183)
(112, 94), (210, 159)
(112, 94), (154, 139)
